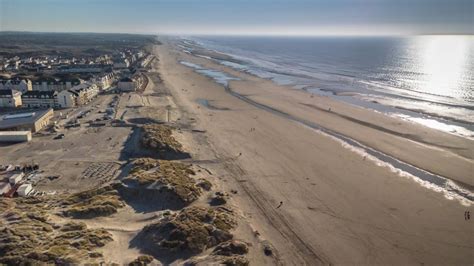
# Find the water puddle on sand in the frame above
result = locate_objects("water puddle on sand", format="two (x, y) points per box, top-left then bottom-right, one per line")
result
(180, 60), (473, 206)
(180, 61), (240, 86)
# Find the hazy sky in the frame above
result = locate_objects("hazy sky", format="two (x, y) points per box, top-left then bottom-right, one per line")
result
(0, 0), (472, 35)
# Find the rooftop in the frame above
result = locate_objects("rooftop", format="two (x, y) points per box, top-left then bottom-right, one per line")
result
(0, 109), (53, 130)
(0, 89), (14, 96)
(22, 91), (57, 98)
(0, 131), (31, 136)
(119, 77), (133, 82)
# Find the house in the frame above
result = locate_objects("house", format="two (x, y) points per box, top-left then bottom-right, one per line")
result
(17, 183), (33, 197)
(0, 109), (54, 132)
(0, 182), (11, 196)
(0, 89), (22, 108)
(9, 172), (24, 185)
(117, 77), (137, 92)
(0, 79), (32, 93)
(21, 91), (58, 109)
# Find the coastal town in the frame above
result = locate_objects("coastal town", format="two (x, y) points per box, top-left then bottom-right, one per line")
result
(0, 33), (272, 265)
(0, 39), (154, 198)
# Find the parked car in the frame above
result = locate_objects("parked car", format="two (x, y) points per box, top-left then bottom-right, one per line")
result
(54, 134), (65, 140)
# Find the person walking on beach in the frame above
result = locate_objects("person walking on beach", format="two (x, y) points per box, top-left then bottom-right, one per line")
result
(276, 201), (283, 209)
(465, 210), (470, 220)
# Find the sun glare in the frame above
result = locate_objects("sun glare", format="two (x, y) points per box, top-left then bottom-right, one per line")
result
(413, 36), (471, 99)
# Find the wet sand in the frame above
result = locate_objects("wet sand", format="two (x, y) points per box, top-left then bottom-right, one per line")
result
(154, 41), (474, 265)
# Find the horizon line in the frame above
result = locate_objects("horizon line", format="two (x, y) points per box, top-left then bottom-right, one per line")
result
(1, 30), (473, 37)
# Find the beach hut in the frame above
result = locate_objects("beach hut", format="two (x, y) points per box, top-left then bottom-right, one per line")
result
(8, 172), (24, 185)
(17, 183), (33, 197)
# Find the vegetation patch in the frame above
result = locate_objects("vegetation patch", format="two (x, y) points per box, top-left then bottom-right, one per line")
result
(0, 199), (112, 265)
(61, 184), (124, 219)
(210, 191), (229, 206)
(141, 124), (185, 157)
(137, 206), (236, 255)
(212, 240), (249, 256)
(129, 255), (154, 266)
(220, 255), (250, 266)
(197, 178), (213, 191)
(212, 240), (250, 266)
(125, 158), (202, 205)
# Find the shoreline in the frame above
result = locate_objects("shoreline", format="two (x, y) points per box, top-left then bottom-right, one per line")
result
(155, 40), (473, 264)
(178, 37), (474, 139)
(175, 52), (474, 189)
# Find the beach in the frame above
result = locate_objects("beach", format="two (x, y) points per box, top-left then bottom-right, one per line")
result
(154, 41), (474, 264)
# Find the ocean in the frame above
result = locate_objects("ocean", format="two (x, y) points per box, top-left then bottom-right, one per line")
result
(176, 35), (474, 138)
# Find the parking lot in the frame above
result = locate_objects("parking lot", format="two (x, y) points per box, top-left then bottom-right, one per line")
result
(0, 93), (132, 193)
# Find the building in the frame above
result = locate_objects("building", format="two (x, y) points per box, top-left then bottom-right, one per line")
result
(94, 72), (115, 90)
(70, 83), (99, 105)
(117, 77), (137, 92)
(113, 58), (130, 69)
(58, 64), (112, 73)
(9, 172), (24, 185)
(0, 79), (32, 93)
(17, 184), (33, 197)
(21, 91), (58, 109)
(0, 182), (11, 196)
(32, 78), (81, 92)
(57, 89), (78, 108)
(0, 131), (32, 143)
(0, 109), (54, 132)
(0, 89), (22, 108)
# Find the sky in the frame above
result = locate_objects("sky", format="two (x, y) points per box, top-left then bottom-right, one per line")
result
(0, 0), (472, 35)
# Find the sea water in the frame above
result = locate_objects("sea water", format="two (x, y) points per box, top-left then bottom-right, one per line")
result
(177, 35), (474, 138)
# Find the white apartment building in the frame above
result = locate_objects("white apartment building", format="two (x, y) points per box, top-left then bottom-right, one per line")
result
(57, 90), (78, 108)
(69, 83), (99, 106)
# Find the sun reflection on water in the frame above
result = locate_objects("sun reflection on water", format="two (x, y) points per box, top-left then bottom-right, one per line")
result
(410, 36), (472, 100)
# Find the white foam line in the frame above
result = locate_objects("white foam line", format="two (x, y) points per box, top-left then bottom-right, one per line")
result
(301, 123), (473, 207)
(196, 54), (212, 60)
(179, 60), (473, 206)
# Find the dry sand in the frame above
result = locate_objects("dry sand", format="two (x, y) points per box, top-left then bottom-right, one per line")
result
(153, 41), (474, 265)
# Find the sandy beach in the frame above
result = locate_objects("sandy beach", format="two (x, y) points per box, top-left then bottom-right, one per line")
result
(154, 41), (474, 264)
